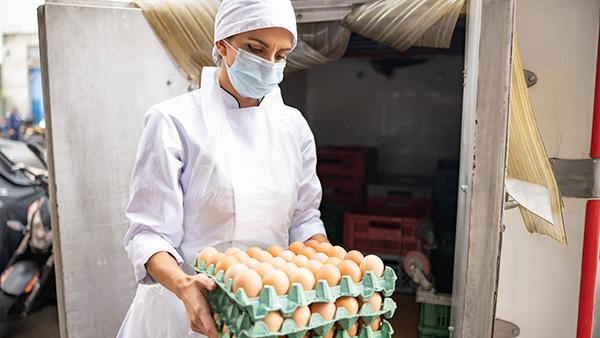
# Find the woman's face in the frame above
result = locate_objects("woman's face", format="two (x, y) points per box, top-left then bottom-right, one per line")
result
(216, 27), (294, 66)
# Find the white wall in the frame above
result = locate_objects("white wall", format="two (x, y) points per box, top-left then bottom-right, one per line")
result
(496, 0), (599, 337)
(1, 33), (39, 118)
(282, 55), (464, 177)
(0, 0), (43, 63)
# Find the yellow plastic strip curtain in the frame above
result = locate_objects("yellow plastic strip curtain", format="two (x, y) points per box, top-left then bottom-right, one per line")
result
(342, 0), (465, 52)
(131, 0), (465, 79)
(508, 41), (567, 245)
(287, 22), (352, 72)
(414, 0), (465, 49)
(131, 0), (219, 83)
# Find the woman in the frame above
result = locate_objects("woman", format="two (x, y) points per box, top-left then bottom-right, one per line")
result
(117, 0), (328, 337)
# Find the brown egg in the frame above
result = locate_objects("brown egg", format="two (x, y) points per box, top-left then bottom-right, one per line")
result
(197, 247), (218, 265)
(225, 247), (243, 256)
(324, 329), (335, 338)
(224, 262), (247, 282)
(244, 258), (260, 269)
(292, 254), (309, 267)
(292, 306), (311, 327)
(233, 251), (250, 262)
(299, 246), (317, 259)
(255, 262), (274, 279)
(335, 296), (359, 315)
(267, 245), (284, 257)
(344, 250), (364, 265)
(263, 311), (284, 332)
(327, 246), (347, 260)
(233, 269), (263, 297)
(312, 252), (329, 263)
(369, 317), (381, 331)
(279, 250), (296, 262)
(316, 264), (342, 287)
(360, 255), (384, 277)
(208, 253), (225, 266)
(310, 302), (336, 320)
(337, 260), (362, 283)
(281, 262), (299, 280)
(271, 257), (288, 269)
(347, 323), (358, 336)
(325, 257), (342, 266)
(290, 267), (316, 290)
(215, 255), (238, 273)
(263, 270), (290, 295)
(366, 292), (382, 311)
(222, 324), (228, 335)
(288, 241), (305, 254)
(255, 250), (274, 263)
(305, 260), (324, 278)
(315, 242), (333, 254)
(305, 239), (320, 248)
(247, 246), (262, 259)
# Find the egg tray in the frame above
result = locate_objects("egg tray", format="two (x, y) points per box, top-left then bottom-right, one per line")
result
(210, 284), (396, 338)
(216, 317), (394, 338)
(193, 259), (397, 319)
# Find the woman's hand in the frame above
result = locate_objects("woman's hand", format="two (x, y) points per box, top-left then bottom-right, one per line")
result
(175, 274), (218, 337)
(145, 252), (218, 337)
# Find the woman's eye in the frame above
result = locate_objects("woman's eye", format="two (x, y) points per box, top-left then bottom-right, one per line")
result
(248, 45), (264, 53)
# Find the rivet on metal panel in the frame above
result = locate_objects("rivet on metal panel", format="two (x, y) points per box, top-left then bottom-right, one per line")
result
(296, 13), (303, 21)
(460, 184), (468, 192)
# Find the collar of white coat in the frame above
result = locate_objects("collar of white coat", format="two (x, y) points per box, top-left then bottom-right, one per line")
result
(200, 66), (283, 110)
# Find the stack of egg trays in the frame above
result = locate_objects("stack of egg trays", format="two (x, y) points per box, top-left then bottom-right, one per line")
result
(193, 259), (397, 338)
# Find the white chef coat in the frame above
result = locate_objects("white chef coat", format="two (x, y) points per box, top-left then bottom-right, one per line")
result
(117, 67), (326, 337)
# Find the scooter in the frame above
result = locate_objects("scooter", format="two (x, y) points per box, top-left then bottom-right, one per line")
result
(0, 143), (52, 337)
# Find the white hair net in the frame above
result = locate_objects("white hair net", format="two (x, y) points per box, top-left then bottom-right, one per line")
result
(212, 0), (298, 65)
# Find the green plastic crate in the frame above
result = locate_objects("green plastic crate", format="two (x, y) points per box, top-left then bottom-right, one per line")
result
(418, 325), (449, 338)
(419, 304), (450, 330)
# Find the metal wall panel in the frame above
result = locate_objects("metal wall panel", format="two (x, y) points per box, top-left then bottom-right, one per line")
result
(39, 4), (189, 337)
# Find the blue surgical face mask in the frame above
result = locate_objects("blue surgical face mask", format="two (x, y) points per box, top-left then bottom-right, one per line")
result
(223, 40), (286, 99)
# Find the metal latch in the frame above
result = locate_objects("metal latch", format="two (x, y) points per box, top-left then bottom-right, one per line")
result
(549, 158), (600, 198)
(493, 319), (520, 337)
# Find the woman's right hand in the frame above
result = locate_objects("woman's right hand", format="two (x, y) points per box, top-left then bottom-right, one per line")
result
(175, 274), (218, 338)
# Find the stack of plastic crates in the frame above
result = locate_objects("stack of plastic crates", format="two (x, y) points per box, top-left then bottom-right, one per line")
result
(418, 303), (450, 338)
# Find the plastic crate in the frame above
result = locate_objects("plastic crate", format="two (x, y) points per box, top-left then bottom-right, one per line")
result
(317, 147), (377, 185)
(367, 175), (433, 199)
(321, 178), (365, 209)
(419, 304), (451, 331)
(418, 326), (450, 338)
(366, 195), (432, 218)
(320, 202), (346, 246)
(343, 212), (424, 255)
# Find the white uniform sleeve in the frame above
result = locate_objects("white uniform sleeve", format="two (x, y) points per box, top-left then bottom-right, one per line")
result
(123, 108), (186, 285)
(289, 117), (327, 243)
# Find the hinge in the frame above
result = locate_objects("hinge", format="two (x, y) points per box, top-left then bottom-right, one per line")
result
(549, 158), (600, 198)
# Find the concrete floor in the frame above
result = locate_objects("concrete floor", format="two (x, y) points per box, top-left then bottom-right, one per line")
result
(6, 305), (59, 338)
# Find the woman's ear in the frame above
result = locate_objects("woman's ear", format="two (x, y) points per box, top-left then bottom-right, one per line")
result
(215, 40), (228, 60)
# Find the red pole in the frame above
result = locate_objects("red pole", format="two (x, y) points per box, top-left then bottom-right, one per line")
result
(576, 26), (600, 338)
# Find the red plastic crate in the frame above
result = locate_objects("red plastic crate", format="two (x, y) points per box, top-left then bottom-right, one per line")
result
(343, 212), (424, 255)
(366, 195), (432, 218)
(321, 178), (364, 209)
(317, 147), (377, 184)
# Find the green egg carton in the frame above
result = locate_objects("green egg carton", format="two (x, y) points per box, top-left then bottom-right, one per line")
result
(193, 258), (397, 320)
(209, 283), (396, 338)
(215, 315), (394, 338)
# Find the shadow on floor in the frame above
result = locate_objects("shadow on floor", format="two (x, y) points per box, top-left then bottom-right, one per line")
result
(6, 305), (59, 338)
